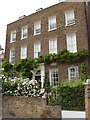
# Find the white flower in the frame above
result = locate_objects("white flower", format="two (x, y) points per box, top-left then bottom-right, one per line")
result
(39, 89), (45, 94)
(22, 81), (26, 85)
(42, 93), (47, 98)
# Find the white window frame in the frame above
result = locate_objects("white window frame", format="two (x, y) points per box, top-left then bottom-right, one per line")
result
(21, 46), (27, 59)
(65, 10), (75, 26)
(34, 43), (41, 58)
(48, 16), (57, 31)
(9, 49), (15, 64)
(66, 33), (77, 53)
(68, 66), (79, 80)
(21, 26), (28, 39)
(49, 68), (58, 86)
(10, 30), (16, 43)
(49, 38), (57, 54)
(34, 21), (41, 35)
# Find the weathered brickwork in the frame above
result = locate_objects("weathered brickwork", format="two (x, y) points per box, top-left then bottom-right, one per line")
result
(2, 96), (61, 118)
(85, 81), (90, 120)
(5, 2), (90, 81)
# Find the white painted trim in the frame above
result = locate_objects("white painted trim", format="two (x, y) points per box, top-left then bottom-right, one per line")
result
(66, 33), (77, 53)
(10, 30), (16, 43)
(65, 10), (75, 26)
(21, 26), (28, 40)
(49, 69), (52, 86)
(40, 63), (45, 88)
(49, 68), (58, 86)
(34, 21), (41, 35)
(48, 16), (57, 31)
(9, 48), (15, 64)
(34, 42), (41, 58)
(21, 46), (27, 59)
(68, 66), (79, 80)
(49, 38), (57, 54)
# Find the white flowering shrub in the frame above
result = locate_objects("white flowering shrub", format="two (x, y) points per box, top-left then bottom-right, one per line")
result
(2, 75), (45, 97)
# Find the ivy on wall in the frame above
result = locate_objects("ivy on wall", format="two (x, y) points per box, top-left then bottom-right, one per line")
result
(36, 49), (89, 64)
(2, 49), (89, 78)
(80, 62), (87, 82)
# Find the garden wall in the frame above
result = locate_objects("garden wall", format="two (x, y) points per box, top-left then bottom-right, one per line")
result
(2, 96), (61, 118)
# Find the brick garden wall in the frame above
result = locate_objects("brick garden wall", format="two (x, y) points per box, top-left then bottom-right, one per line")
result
(2, 96), (61, 118)
(85, 82), (90, 120)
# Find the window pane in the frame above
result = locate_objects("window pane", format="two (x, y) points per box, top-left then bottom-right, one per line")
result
(11, 31), (16, 42)
(22, 27), (28, 39)
(65, 11), (75, 26)
(67, 33), (77, 53)
(49, 39), (57, 54)
(10, 49), (15, 64)
(34, 22), (41, 35)
(21, 47), (27, 59)
(49, 16), (56, 30)
(34, 43), (41, 58)
(50, 69), (58, 86)
(69, 66), (79, 80)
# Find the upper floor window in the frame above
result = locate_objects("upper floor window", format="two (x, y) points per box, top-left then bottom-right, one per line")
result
(48, 16), (57, 31)
(21, 26), (28, 39)
(34, 21), (41, 35)
(21, 46), (27, 59)
(65, 10), (75, 26)
(10, 30), (16, 43)
(34, 43), (41, 58)
(49, 38), (57, 54)
(49, 69), (58, 86)
(10, 49), (15, 64)
(66, 33), (77, 53)
(68, 66), (79, 80)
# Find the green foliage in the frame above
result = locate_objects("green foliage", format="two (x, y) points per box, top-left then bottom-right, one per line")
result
(48, 81), (85, 111)
(2, 60), (13, 72)
(2, 78), (19, 96)
(2, 59), (39, 79)
(80, 63), (87, 82)
(2, 60), (13, 77)
(36, 49), (89, 64)
(2, 49), (89, 79)
(2, 76), (45, 97)
(13, 58), (39, 79)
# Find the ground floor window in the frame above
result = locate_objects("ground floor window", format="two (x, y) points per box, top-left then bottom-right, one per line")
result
(50, 68), (58, 86)
(68, 66), (79, 80)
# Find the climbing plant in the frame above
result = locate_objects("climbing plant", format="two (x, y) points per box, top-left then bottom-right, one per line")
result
(80, 62), (87, 82)
(2, 49), (89, 79)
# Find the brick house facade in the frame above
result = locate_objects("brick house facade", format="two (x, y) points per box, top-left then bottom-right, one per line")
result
(5, 1), (90, 87)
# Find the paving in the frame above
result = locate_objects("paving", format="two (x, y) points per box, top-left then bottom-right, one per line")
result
(62, 110), (86, 119)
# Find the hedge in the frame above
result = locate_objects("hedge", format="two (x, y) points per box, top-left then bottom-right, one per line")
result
(48, 81), (85, 111)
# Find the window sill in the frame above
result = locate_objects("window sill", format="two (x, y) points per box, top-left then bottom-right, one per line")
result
(65, 23), (76, 27)
(34, 33), (41, 36)
(21, 37), (28, 40)
(48, 28), (57, 32)
(10, 41), (16, 43)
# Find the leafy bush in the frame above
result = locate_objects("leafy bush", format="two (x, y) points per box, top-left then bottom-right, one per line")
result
(2, 75), (45, 97)
(2, 59), (39, 79)
(2, 60), (13, 77)
(47, 80), (85, 111)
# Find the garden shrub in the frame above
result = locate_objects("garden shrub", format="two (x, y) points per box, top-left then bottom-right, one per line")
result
(48, 80), (85, 111)
(2, 75), (45, 97)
